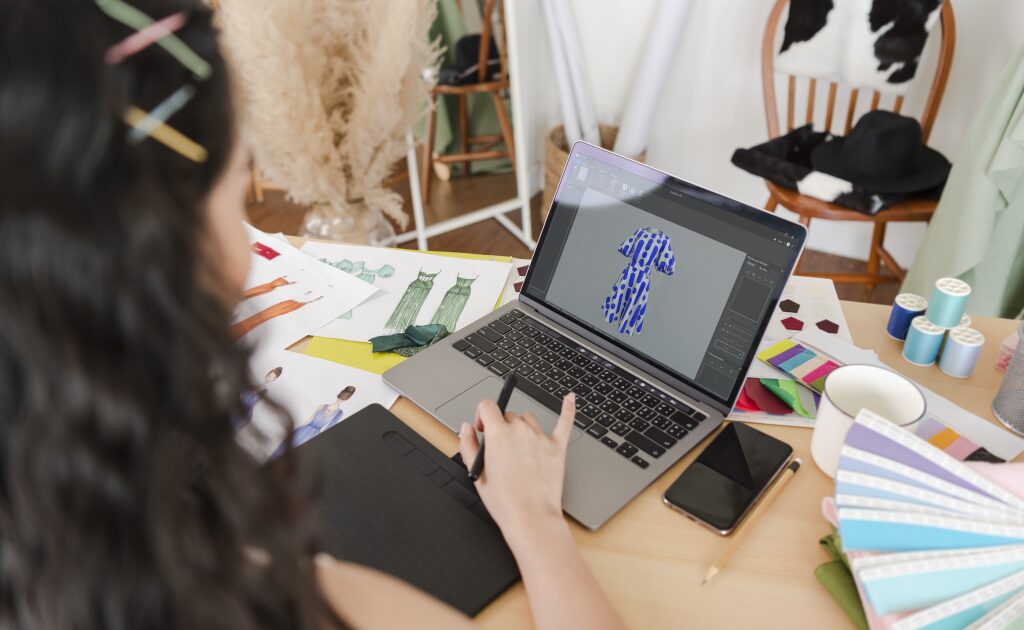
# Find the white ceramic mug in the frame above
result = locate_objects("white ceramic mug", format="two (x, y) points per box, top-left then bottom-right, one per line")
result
(811, 364), (926, 478)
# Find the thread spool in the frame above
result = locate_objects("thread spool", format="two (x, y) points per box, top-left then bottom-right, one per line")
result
(993, 321), (1024, 436)
(903, 316), (945, 366)
(939, 327), (985, 378)
(939, 313), (974, 354)
(886, 293), (928, 341)
(927, 277), (971, 328)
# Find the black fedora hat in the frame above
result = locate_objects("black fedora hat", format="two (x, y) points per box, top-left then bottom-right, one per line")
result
(810, 110), (950, 194)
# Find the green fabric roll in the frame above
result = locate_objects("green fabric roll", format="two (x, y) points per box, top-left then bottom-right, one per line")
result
(370, 324), (450, 357)
(816, 532), (868, 630)
(902, 44), (1024, 318)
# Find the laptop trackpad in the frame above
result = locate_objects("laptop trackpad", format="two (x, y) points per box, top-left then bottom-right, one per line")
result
(437, 377), (582, 445)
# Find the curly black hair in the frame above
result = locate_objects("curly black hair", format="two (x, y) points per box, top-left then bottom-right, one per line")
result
(0, 1), (333, 628)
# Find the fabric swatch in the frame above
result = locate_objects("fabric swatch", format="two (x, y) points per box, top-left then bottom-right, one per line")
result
(742, 378), (793, 415)
(780, 298), (801, 313)
(816, 319), (841, 334)
(782, 316), (805, 331)
(736, 384), (762, 412)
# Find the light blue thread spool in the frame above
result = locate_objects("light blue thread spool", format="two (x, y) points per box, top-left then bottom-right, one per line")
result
(886, 293), (928, 341)
(939, 327), (985, 378)
(939, 313), (973, 353)
(927, 277), (971, 328)
(903, 316), (945, 366)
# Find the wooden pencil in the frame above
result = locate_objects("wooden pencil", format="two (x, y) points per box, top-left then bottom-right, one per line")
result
(701, 458), (802, 585)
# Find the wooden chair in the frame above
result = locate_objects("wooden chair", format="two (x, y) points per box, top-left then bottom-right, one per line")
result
(762, 0), (955, 290)
(421, 0), (515, 203)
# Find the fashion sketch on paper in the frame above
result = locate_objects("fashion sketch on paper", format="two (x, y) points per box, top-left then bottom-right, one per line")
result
(321, 258), (395, 320)
(601, 227), (676, 336)
(231, 292), (323, 338)
(272, 386), (356, 458)
(234, 367), (283, 430)
(243, 276), (294, 299)
(429, 275), (476, 332)
(385, 270), (439, 332)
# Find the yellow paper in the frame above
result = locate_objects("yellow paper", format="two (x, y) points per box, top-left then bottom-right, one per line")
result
(305, 336), (406, 374)
(302, 248), (514, 372)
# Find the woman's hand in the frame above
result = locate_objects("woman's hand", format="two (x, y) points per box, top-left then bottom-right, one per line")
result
(458, 393), (576, 548)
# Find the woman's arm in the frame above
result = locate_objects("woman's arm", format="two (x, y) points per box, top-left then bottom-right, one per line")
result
(459, 394), (626, 630)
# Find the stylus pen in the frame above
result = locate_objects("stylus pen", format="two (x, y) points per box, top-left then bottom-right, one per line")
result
(468, 372), (518, 481)
(701, 458), (802, 586)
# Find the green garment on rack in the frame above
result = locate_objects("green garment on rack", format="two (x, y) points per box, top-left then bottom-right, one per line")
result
(426, 0), (512, 175)
(902, 45), (1024, 318)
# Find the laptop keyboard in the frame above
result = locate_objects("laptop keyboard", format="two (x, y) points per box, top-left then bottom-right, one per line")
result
(451, 309), (708, 470)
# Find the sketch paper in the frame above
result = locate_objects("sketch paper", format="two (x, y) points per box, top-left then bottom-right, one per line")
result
(747, 276), (852, 380)
(302, 241), (512, 342)
(237, 347), (399, 461)
(500, 258), (531, 306)
(734, 276), (852, 428)
(234, 225), (378, 350)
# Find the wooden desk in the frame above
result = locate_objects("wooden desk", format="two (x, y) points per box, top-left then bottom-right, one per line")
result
(381, 301), (1021, 629)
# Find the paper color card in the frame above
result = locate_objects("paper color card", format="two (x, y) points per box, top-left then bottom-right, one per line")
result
(756, 338), (841, 394)
(836, 406), (1024, 625)
(913, 417), (1006, 464)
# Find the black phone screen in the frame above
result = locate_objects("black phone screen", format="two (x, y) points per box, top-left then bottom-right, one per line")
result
(664, 422), (793, 533)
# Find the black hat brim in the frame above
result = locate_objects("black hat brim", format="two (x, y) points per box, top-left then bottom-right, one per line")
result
(810, 138), (951, 194)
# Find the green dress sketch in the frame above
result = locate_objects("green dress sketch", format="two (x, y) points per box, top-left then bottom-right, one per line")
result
(385, 270), (439, 332)
(320, 258), (395, 319)
(429, 275), (476, 332)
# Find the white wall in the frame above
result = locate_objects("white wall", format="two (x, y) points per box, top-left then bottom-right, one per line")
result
(507, 0), (1024, 266)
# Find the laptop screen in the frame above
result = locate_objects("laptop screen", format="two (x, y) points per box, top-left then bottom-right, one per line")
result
(523, 143), (805, 408)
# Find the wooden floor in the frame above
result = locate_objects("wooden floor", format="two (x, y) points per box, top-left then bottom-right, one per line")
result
(246, 172), (900, 305)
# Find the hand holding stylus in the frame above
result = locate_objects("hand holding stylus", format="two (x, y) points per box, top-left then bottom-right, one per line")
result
(459, 390), (576, 547)
(468, 372), (518, 481)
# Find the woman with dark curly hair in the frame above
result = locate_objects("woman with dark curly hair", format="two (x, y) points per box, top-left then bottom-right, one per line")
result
(0, 1), (624, 628)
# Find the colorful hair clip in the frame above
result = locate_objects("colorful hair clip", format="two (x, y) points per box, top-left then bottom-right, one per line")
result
(127, 84), (196, 143)
(123, 105), (208, 163)
(105, 11), (187, 65)
(96, 0), (212, 79)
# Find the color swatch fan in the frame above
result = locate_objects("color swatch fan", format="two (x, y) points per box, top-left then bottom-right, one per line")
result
(836, 410), (1024, 629)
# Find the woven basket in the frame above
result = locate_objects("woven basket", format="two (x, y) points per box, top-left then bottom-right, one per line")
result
(541, 124), (646, 225)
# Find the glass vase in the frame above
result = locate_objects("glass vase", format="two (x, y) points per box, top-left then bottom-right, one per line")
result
(301, 199), (397, 246)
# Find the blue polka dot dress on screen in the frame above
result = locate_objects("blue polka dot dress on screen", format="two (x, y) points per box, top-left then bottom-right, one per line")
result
(601, 227), (676, 336)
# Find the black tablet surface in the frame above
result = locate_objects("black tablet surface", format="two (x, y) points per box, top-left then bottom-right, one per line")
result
(280, 404), (519, 616)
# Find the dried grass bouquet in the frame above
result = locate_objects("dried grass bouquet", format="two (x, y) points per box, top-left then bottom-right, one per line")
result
(220, 0), (440, 241)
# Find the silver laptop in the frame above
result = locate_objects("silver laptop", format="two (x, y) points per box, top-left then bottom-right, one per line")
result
(385, 142), (806, 530)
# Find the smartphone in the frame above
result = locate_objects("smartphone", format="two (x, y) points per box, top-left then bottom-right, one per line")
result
(663, 422), (793, 535)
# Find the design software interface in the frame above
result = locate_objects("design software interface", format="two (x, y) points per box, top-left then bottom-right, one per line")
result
(526, 151), (799, 402)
